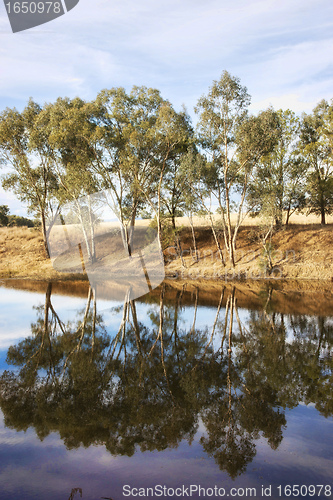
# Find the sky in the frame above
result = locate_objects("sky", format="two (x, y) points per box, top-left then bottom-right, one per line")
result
(0, 0), (333, 214)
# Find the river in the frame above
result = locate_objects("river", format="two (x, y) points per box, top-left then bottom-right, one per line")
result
(0, 279), (332, 500)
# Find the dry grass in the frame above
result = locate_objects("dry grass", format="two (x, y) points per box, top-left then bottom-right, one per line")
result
(176, 212), (333, 228)
(165, 222), (333, 282)
(0, 226), (85, 280)
(1, 218), (333, 283)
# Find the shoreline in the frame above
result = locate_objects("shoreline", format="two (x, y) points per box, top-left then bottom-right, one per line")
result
(1, 275), (333, 317)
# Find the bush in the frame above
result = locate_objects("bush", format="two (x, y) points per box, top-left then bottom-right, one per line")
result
(7, 215), (35, 228)
(0, 205), (10, 227)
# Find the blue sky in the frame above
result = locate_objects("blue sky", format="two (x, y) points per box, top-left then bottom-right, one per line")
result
(0, 0), (333, 214)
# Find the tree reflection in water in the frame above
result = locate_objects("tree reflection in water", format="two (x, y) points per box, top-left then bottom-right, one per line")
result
(0, 283), (332, 478)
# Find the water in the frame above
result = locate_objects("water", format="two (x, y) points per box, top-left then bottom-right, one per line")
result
(0, 279), (332, 500)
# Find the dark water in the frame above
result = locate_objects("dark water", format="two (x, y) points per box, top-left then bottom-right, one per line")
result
(0, 280), (332, 500)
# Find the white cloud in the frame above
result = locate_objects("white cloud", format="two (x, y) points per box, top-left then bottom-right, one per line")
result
(0, 189), (28, 215)
(251, 93), (322, 114)
(1, 0), (333, 213)
(1, 0), (332, 107)
(245, 37), (333, 113)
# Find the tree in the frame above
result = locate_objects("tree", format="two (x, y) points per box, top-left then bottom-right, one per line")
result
(247, 109), (306, 227)
(299, 100), (333, 225)
(38, 97), (101, 263)
(1, 283), (332, 480)
(0, 101), (59, 257)
(176, 150), (206, 262)
(93, 86), (192, 250)
(179, 149), (225, 264)
(8, 214), (36, 227)
(195, 71), (280, 267)
(0, 205), (9, 226)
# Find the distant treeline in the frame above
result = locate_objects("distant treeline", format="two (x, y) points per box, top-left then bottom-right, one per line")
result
(0, 70), (332, 266)
(0, 205), (38, 228)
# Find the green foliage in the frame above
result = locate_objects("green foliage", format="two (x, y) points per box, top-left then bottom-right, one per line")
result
(0, 205), (37, 227)
(0, 100), (60, 256)
(0, 205), (9, 226)
(7, 214), (36, 227)
(0, 78), (332, 257)
(299, 100), (333, 224)
(247, 109), (306, 227)
(195, 72), (280, 266)
(149, 214), (178, 251)
(92, 86), (192, 226)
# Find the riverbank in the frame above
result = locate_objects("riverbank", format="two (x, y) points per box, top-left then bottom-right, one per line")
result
(1, 223), (333, 283)
(167, 224), (333, 282)
(0, 226), (84, 281)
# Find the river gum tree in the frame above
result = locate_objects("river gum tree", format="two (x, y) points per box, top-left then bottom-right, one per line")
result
(0, 100), (59, 258)
(195, 71), (280, 267)
(299, 99), (333, 225)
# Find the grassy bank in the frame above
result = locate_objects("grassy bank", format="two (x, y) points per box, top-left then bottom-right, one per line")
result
(1, 222), (333, 282)
(0, 226), (84, 281)
(168, 224), (333, 281)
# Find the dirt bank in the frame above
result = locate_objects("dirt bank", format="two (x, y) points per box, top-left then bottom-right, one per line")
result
(0, 226), (85, 281)
(166, 224), (333, 282)
(1, 223), (333, 283)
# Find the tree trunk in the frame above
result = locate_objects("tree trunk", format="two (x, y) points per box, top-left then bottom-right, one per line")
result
(130, 300), (142, 355)
(231, 224), (241, 265)
(276, 159), (284, 228)
(275, 215), (282, 229)
(157, 152), (169, 251)
(208, 212), (225, 266)
(176, 235), (186, 268)
(225, 197), (234, 266)
(228, 240), (235, 267)
(318, 169), (326, 225)
(41, 211), (50, 258)
(189, 214), (198, 262)
(190, 288), (198, 334)
(171, 213), (176, 230)
(285, 204), (291, 226)
(126, 201), (138, 257)
(224, 152), (235, 267)
(44, 282), (52, 334)
(87, 196), (96, 263)
(79, 215), (93, 263)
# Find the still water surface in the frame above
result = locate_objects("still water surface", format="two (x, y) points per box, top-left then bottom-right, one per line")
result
(0, 280), (332, 500)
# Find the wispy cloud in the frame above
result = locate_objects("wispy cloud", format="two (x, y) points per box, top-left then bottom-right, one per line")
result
(0, 0), (332, 212)
(1, 0), (332, 110)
